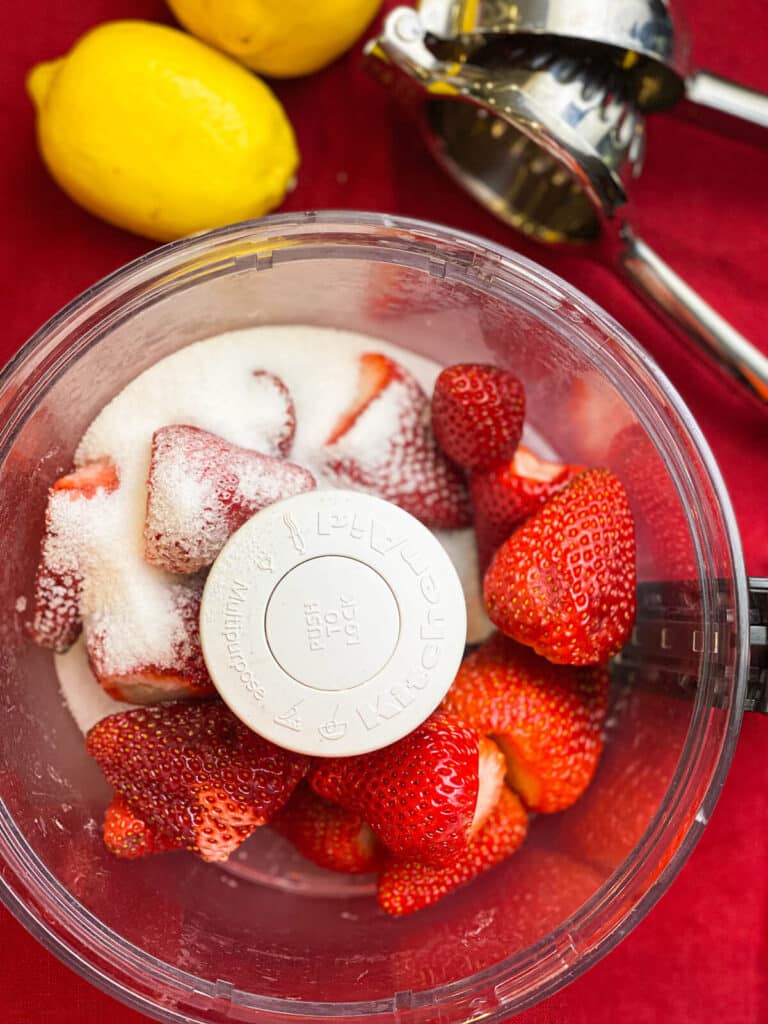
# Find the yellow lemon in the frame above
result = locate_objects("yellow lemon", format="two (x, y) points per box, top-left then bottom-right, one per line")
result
(27, 20), (299, 241)
(167, 0), (382, 78)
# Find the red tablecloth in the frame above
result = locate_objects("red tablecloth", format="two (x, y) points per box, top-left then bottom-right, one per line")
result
(2, 2), (767, 1021)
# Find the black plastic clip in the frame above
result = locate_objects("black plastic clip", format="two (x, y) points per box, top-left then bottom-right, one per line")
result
(745, 578), (768, 714)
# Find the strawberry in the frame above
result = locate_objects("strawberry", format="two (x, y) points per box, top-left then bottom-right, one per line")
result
(377, 787), (528, 915)
(27, 458), (120, 652)
(484, 468), (637, 665)
(308, 711), (491, 866)
(247, 369), (298, 458)
(470, 446), (584, 573)
(474, 734), (507, 831)
(87, 700), (309, 863)
(490, 843), (606, 950)
(608, 423), (697, 582)
(144, 424), (315, 574)
(52, 458), (120, 498)
(85, 577), (216, 703)
(322, 353), (471, 530)
(364, 262), (447, 320)
(431, 363), (525, 470)
(271, 783), (385, 874)
(443, 633), (609, 812)
(565, 375), (635, 464)
(557, 687), (691, 873)
(103, 796), (182, 859)
(326, 352), (393, 444)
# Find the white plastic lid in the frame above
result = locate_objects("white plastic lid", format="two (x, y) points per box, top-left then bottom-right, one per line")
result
(200, 489), (467, 756)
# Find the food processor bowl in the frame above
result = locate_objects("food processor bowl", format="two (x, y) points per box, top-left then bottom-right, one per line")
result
(0, 212), (749, 1023)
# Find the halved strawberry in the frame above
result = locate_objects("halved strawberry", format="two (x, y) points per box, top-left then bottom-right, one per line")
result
(144, 424), (315, 574)
(308, 711), (488, 866)
(474, 735), (506, 833)
(249, 370), (298, 458)
(431, 363), (525, 470)
(443, 633), (609, 813)
(52, 458), (120, 498)
(85, 577), (216, 703)
(327, 353), (394, 444)
(27, 458), (120, 652)
(322, 353), (471, 530)
(87, 700), (309, 863)
(377, 787), (528, 915)
(471, 446), (584, 573)
(484, 468), (637, 665)
(271, 783), (385, 874)
(103, 796), (182, 859)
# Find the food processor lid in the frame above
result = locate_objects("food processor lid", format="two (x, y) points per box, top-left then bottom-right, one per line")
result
(200, 489), (467, 756)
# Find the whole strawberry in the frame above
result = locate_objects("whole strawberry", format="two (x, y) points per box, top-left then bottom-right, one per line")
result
(431, 363), (525, 470)
(271, 783), (384, 874)
(308, 711), (501, 866)
(471, 446), (584, 573)
(484, 469), (636, 665)
(377, 787), (528, 915)
(87, 700), (309, 862)
(27, 457), (119, 652)
(443, 633), (609, 812)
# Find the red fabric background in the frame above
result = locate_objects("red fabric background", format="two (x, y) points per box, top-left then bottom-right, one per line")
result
(1, 2), (767, 1021)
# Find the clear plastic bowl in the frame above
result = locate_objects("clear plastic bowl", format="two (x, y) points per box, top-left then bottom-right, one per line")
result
(0, 212), (748, 1023)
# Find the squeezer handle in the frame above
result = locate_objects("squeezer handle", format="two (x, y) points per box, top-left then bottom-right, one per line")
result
(618, 231), (768, 405)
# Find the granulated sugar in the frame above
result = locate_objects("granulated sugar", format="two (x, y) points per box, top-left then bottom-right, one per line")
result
(56, 638), (138, 734)
(54, 326), (494, 732)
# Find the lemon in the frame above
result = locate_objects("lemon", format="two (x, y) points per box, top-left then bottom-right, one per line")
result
(167, 0), (382, 78)
(27, 20), (299, 242)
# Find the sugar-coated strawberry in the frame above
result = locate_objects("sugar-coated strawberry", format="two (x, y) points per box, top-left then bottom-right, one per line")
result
(103, 796), (182, 859)
(249, 369), (298, 458)
(271, 783), (385, 874)
(308, 711), (486, 866)
(326, 352), (394, 444)
(29, 566), (82, 653)
(322, 353), (471, 530)
(431, 363), (525, 470)
(27, 458), (120, 652)
(484, 469), (637, 665)
(51, 458), (120, 498)
(471, 446), (584, 573)
(377, 787), (528, 915)
(443, 633), (609, 812)
(85, 577), (216, 703)
(144, 424), (315, 574)
(87, 700), (309, 863)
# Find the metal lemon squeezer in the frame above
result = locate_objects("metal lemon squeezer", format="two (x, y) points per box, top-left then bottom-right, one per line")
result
(365, 3), (768, 404)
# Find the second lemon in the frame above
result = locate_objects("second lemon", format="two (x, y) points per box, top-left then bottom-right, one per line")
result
(167, 0), (383, 78)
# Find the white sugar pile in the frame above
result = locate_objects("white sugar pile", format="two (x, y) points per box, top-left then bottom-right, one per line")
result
(54, 325), (494, 733)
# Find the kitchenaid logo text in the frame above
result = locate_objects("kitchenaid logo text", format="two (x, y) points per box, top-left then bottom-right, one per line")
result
(220, 578), (265, 703)
(316, 509), (445, 731)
